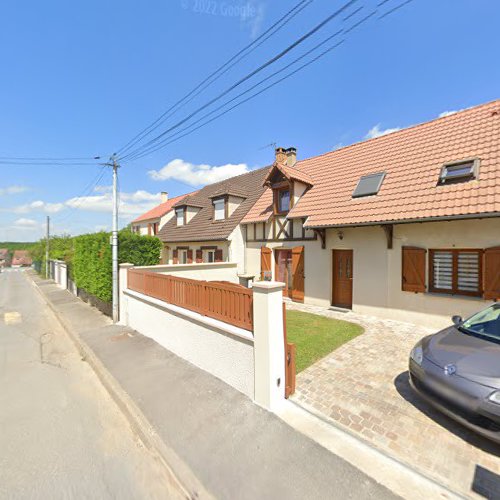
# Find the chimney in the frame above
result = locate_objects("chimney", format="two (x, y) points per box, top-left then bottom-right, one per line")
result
(285, 147), (297, 167)
(275, 147), (287, 164)
(161, 191), (168, 203)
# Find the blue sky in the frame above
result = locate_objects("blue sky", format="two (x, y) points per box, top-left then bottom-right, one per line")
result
(1, 0), (499, 241)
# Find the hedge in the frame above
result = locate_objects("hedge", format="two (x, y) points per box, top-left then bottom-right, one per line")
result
(34, 229), (162, 303)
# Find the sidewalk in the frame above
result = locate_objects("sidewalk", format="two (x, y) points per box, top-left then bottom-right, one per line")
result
(29, 272), (398, 500)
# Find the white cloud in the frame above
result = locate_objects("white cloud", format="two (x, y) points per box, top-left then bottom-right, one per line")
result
(332, 142), (344, 151)
(438, 108), (466, 118)
(365, 124), (402, 139)
(14, 218), (38, 227)
(0, 185), (29, 196)
(148, 158), (250, 187)
(9, 200), (65, 214)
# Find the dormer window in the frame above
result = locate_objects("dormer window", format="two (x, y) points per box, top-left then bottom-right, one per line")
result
(176, 207), (186, 226)
(439, 159), (479, 184)
(213, 198), (226, 221)
(277, 188), (290, 213)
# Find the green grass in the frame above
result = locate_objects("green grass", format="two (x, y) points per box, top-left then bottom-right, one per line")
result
(286, 310), (364, 373)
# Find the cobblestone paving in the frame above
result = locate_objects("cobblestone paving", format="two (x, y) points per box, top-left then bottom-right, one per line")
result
(289, 302), (500, 498)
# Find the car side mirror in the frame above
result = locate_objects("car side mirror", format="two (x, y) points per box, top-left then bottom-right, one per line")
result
(452, 315), (462, 326)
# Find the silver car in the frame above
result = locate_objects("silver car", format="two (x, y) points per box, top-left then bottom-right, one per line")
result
(409, 303), (500, 443)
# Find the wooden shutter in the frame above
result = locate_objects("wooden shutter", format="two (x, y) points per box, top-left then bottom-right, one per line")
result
(260, 247), (272, 280)
(173, 249), (178, 264)
(147, 223), (152, 236)
(484, 247), (500, 300)
(187, 250), (193, 264)
(402, 247), (426, 293)
(196, 250), (203, 263)
(291, 246), (305, 302)
(214, 249), (223, 262)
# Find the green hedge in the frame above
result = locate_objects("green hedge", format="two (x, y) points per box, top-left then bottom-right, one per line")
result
(34, 229), (162, 303)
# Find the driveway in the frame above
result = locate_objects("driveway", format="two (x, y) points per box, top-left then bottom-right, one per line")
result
(289, 302), (500, 499)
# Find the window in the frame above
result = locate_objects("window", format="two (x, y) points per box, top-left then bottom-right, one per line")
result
(204, 250), (215, 263)
(461, 304), (500, 343)
(439, 159), (478, 184)
(430, 249), (482, 297)
(214, 199), (225, 221)
(176, 208), (185, 226)
(352, 172), (386, 198)
(277, 188), (290, 213)
(179, 249), (188, 264)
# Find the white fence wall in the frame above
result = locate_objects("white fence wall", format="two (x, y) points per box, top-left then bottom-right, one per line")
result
(132, 262), (239, 282)
(49, 259), (68, 290)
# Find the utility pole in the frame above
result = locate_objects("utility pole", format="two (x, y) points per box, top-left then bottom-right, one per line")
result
(111, 155), (119, 323)
(45, 215), (50, 278)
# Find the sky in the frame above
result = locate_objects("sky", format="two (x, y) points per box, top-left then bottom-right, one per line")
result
(1, 0), (499, 241)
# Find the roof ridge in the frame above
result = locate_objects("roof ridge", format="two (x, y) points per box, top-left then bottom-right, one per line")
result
(296, 98), (500, 167)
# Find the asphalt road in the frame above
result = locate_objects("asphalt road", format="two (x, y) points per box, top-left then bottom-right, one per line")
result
(0, 269), (184, 500)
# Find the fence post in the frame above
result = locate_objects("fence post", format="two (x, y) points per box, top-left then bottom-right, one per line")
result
(252, 281), (285, 411)
(60, 261), (68, 290)
(119, 263), (134, 325)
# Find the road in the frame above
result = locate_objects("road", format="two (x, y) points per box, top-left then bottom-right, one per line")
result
(0, 269), (184, 500)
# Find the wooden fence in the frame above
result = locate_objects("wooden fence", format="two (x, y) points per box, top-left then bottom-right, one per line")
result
(127, 269), (253, 331)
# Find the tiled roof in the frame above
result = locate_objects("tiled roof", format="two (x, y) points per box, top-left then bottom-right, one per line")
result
(132, 193), (194, 223)
(158, 167), (268, 242)
(0, 248), (8, 259)
(263, 162), (314, 186)
(243, 100), (500, 226)
(12, 250), (32, 266)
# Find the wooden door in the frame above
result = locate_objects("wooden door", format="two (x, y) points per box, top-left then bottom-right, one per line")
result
(260, 247), (272, 280)
(291, 246), (305, 303)
(332, 249), (353, 309)
(275, 249), (292, 297)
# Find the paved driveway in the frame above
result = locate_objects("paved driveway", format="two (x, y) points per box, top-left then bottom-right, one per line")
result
(289, 302), (500, 499)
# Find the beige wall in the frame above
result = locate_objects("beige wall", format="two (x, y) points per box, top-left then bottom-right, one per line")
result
(245, 218), (500, 329)
(163, 240), (230, 265)
(228, 195), (245, 217)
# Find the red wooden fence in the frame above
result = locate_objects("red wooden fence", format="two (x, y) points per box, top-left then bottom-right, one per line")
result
(127, 269), (253, 331)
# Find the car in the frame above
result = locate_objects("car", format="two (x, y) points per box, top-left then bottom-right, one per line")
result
(409, 303), (500, 443)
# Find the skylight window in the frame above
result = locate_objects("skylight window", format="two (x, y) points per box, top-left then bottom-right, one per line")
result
(439, 159), (478, 184)
(352, 172), (386, 198)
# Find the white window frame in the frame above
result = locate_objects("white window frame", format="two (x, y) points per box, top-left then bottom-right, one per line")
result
(213, 198), (225, 221)
(176, 208), (185, 226)
(179, 249), (188, 264)
(204, 249), (216, 263)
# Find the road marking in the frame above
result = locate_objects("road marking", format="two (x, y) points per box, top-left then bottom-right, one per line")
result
(4, 312), (22, 325)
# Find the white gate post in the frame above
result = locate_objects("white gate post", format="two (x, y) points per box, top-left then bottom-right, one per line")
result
(119, 263), (134, 325)
(252, 281), (285, 411)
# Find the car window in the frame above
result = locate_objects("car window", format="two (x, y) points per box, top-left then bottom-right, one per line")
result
(462, 305), (500, 340)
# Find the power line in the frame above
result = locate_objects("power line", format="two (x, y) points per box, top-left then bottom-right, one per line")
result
(0, 161), (100, 166)
(118, 0), (359, 161)
(115, 0), (314, 157)
(0, 156), (101, 161)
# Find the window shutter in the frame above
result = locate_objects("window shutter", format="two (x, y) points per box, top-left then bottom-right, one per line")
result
(196, 250), (203, 263)
(214, 249), (223, 262)
(291, 246), (305, 302)
(147, 224), (152, 236)
(402, 247), (426, 293)
(173, 249), (178, 264)
(260, 246), (272, 280)
(484, 247), (500, 300)
(187, 250), (193, 264)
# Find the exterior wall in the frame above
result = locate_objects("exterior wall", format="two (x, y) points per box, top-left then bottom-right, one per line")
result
(228, 225), (246, 275)
(227, 196), (244, 217)
(132, 218), (160, 236)
(162, 240), (230, 265)
(159, 210), (175, 230)
(186, 206), (200, 224)
(293, 181), (307, 205)
(123, 289), (254, 397)
(134, 262), (239, 282)
(246, 218), (500, 329)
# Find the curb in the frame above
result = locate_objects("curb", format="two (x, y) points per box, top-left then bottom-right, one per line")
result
(27, 272), (213, 500)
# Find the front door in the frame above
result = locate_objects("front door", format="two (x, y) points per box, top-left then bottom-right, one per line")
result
(332, 249), (353, 309)
(275, 249), (293, 297)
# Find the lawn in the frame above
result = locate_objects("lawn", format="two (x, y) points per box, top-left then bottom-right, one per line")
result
(286, 310), (364, 373)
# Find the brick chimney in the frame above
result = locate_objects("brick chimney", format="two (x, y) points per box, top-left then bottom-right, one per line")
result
(285, 147), (297, 167)
(161, 191), (168, 203)
(275, 147), (287, 164)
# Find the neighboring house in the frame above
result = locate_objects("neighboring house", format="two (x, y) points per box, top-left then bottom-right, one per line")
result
(131, 192), (193, 237)
(158, 167), (268, 275)
(242, 100), (500, 327)
(11, 250), (32, 267)
(0, 248), (9, 267)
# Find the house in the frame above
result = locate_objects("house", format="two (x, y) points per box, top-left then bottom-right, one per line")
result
(11, 250), (32, 267)
(241, 100), (500, 328)
(158, 167), (268, 274)
(0, 248), (9, 267)
(131, 192), (193, 237)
